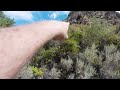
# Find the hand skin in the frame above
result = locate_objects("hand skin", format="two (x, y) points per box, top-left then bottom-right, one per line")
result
(0, 20), (69, 79)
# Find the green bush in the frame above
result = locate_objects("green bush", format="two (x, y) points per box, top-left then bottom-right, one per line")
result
(0, 11), (14, 27)
(69, 29), (83, 42)
(41, 47), (59, 60)
(104, 34), (120, 46)
(81, 17), (117, 48)
(60, 39), (79, 55)
(32, 47), (59, 66)
(32, 66), (46, 77)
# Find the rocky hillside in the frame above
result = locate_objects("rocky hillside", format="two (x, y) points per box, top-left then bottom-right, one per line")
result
(66, 11), (120, 26)
(17, 11), (120, 79)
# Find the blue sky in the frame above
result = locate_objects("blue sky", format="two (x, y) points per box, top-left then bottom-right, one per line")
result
(3, 11), (70, 26)
(3, 11), (120, 26)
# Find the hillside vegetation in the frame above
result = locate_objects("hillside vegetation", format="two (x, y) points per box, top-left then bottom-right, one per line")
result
(17, 17), (120, 79)
(1, 11), (120, 79)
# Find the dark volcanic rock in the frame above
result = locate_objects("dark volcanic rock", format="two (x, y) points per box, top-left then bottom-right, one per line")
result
(66, 11), (120, 26)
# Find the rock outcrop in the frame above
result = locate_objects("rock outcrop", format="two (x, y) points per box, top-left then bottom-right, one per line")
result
(66, 11), (120, 26)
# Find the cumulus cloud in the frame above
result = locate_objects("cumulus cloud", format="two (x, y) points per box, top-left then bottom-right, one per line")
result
(3, 11), (33, 21)
(48, 11), (70, 19)
(48, 12), (57, 19)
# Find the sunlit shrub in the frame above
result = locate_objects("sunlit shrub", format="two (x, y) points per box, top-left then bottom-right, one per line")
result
(60, 39), (79, 55)
(32, 66), (46, 77)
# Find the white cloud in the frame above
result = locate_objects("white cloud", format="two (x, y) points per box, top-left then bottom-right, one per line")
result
(48, 11), (70, 19)
(48, 12), (57, 19)
(3, 11), (33, 21)
(61, 11), (70, 14)
(116, 11), (120, 13)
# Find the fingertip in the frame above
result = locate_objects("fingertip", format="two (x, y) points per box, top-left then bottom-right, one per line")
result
(66, 22), (70, 25)
(65, 34), (69, 39)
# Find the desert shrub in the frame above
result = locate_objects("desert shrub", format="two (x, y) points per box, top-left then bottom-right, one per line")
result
(43, 67), (61, 79)
(100, 44), (120, 79)
(76, 58), (84, 75)
(84, 43), (102, 66)
(60, 58), (73, 71)
(67, 73), (75, 79)
(104, 44), (117, 60)
(83, 64), (96, 79)
(76, 58), (96, 79)
(31, 44), (120, 79)
(15, 65), (33, 79)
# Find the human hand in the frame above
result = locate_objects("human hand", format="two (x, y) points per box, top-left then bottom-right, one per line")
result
(51, 21), (69, 40)
(37, 20), (69, 40)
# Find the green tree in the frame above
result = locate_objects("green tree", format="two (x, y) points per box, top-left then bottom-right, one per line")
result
(0, 11), (15, 27)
